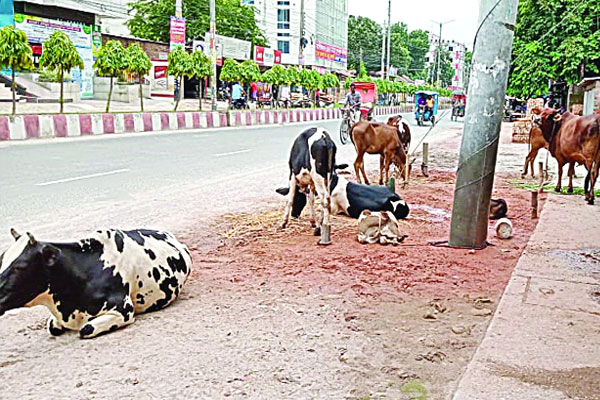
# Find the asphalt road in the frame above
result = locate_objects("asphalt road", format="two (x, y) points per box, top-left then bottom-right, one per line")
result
(0, 110), (455, 248)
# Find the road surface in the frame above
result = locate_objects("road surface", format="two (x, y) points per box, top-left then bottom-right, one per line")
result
(0, 111), (454, 248)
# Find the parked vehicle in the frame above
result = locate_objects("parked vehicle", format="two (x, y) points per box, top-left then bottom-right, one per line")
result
(415, 90), (439, 126)
(451, 90), (466, 121)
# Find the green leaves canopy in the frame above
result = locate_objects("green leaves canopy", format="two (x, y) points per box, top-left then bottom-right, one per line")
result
(94, 40), (127, 77)
(39, 31), (83, 73)
(127, 0), (266, 46)
(167, 46), (191, 79)
(189, 50), (211, 79)
(261, 64), (286, 85)
(219, 58), (240, 83)
(125, 43), (152, 77)
(0, 25), (33, 71)
(238, 60), (260, 84)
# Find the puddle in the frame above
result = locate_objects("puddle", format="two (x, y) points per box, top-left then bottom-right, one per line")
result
(411, 204), (451, 222)
(545, 249), (600, 275)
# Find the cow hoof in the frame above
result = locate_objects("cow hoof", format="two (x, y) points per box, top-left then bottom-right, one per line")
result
(567, 187), (574, 193)
(279, 222), (287, 230)
(588, 198), (595, 205)
(313, 226), (321, 236)
(79, 324), (95, 339)
(554, 187), (561, 193)
(378, 180), (384, 185)
(47, 318), (66, 336)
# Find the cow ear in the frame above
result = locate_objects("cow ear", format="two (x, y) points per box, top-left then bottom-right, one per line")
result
(42, 245), (60, 267)
(10, 228), (21, 240)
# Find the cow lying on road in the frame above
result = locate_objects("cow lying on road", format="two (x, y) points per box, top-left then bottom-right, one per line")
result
(0, 228), (191, 338)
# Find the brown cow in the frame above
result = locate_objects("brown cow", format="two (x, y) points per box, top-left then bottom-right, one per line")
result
(522, 120), (576, 181)
(350, 121), (408, 186)
(533, 107), (600, 203)
(386, 115), (411, 151)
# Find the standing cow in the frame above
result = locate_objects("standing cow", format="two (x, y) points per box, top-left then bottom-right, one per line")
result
(0, 228), (192, 338)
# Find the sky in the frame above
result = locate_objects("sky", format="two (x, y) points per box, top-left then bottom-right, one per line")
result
(348, 0), (480, 48)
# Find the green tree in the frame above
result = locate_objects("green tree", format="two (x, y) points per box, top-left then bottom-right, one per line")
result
(389, 23), (411, 75)
(128, 0), (266, 46)
(408, 29), (430, 80)
(0, 26), (33, 116)
(38, 31), (83, 113)
(125, 43), (152, 112)
(348, 15), (383, 72)
(188, 50), (211, 110)
(167, 47), (191, 111)
(219, 58), (241, 83)
(508, 0), (600, 98)
(300, 69), (322, 104)
(238, 59), (261, 85)
(94, 40), (127, 113)
(321, 72), (339, 90)
(261, 64), (286, 86)
(427, 49), (454, 87)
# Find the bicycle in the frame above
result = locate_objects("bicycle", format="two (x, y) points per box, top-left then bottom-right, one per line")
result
(339, 108), (353, 145)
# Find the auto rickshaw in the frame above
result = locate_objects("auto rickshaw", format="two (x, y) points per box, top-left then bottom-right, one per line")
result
(451, 90), (466, 121)
(415, 90), (438, 126)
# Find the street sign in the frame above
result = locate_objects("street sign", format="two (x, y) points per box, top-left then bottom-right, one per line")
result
(169, 16), (186, 52)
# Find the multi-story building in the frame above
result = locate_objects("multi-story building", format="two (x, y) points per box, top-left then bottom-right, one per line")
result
(425, 33), (467, 90)
(247, 0), (348, 71)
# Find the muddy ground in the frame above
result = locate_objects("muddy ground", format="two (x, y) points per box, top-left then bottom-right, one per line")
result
(0, 124), (547, 399)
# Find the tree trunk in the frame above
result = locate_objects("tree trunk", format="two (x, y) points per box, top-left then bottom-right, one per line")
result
(59, 67), (64, 114)
(11, 68), (16, 116)
(139, 73), (144, 112)
(106, 76), (114, 113)
(174, 76), (181, 111)
(198, 80), (202, 111)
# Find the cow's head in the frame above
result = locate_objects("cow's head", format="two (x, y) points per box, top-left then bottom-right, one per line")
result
(531, 107), (561, 143)
(0, 230), (59, 316)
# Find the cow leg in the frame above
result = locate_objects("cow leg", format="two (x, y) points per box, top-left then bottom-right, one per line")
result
(354, 154), (364, 184)
(555, 162), (564, 192)
(307, 189), (317, 229)
(47, 316), (66, 336)
(522, 148), (538, 178)
(359, 159), (370, 185)
(567, 162), (575, 193)
(79, 306), (135, 339)
(379, 155), (385, 185)
(280, 176), (296, 229)
(383, 154), (392, 186)
(588, 159), (600, 205)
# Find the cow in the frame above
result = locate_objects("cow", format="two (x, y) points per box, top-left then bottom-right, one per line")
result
(279, 127), (337, 236)
(350, 121), (409, 186)
(276, 172), (410, 227)
(0, 228), (192, 338)
(386, 115), (412, 151)
(533, 107), (600, 203)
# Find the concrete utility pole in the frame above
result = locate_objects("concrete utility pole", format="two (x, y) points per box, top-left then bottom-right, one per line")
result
(299, 0), (305, 65)
(385, 0), (391, 79)
(448, 0), (519, 249)
(431, 19), (454, 86)
(209, 0), (217, 111)
(380, 21), (386, 78)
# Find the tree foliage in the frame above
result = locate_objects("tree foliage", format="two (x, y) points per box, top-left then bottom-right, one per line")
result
(219, 58), (241, 83)
(238, 59), (261, 84)
(261, 64), (286, 85)
(427, 49), (455, 87)
(348, 15), (383, 72)
(0, 26), (33, 115)
(94, 40), (127, 113)
(125, 43), (152, 112)
(127, 0), (266, 46)
(508, 0), (600, 98)
(167, 46), (191, 110)
(407, 29), (430, 80)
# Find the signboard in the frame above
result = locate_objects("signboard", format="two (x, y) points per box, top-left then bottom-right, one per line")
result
(14, 13), (96, 98)
(206, 32), (251, 61)
(194, 39), (223, 66)
(169, 16), (186, 51)
(315, 41), (347, 65)
(0, 0), (13, 27)
(254, 46), (281, 67)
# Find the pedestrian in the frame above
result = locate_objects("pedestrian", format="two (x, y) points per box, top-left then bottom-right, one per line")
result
(250, 81), (258, 102)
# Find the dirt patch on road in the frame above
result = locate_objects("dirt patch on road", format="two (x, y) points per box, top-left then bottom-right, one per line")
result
(182, 170), (544, 399)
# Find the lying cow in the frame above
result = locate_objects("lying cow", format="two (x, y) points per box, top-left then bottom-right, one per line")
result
(0, 228), (191, 338)
(277, 173), (410, 229)
(280, 127), (337, 235)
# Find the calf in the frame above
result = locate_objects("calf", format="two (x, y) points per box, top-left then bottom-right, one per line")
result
(277, 173), (410, 225)
(0, 228), (191, 338)
(386, 115), (412, 151)
(280, 127), (336, 235)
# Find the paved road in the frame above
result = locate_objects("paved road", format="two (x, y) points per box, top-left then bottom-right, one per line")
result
(0, 110), (455, 248)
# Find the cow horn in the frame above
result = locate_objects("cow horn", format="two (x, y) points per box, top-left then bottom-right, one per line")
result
(26, 232), (37, 246)
(10, 228), (21, 240)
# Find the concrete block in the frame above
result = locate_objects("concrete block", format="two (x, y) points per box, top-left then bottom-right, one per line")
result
(0, 116), (9, 140)
(79, 114), (93, 135)
(123, 114), (135, 133)
(113, 114), (125, 134)
(169, 113), (178, 130)
(23, 114), (40, 138)
(90, 114), (103, 135)
(133, 113), (144, 132)
(9, 117), (25, 140)
(52, 114), (68, 137)
(66, 114), (80, 137)
(38, 115), (54, 138)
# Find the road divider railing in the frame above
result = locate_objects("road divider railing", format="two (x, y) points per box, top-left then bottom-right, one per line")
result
(0, 106), (425, 141)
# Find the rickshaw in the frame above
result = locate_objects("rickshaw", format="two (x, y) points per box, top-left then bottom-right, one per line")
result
(340, 81), (377, 144)
(415, 90), (438, 126)
(451, 90), (466, 121)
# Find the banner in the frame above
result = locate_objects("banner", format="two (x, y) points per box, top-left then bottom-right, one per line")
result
(14, 13), (96, 98)
(205, 32), (251, 61)
(315, 41), (347, 65)
(0, 0), (13, 27)
(169, 16), (186, 52)
(254, 46), (281, 67)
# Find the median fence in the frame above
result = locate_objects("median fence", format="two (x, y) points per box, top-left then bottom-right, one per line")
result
(0, 106), (414, 141)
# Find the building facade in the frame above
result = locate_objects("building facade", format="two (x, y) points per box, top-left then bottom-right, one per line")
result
(425, 33), (467, 90)
(246, 0), (348, 71)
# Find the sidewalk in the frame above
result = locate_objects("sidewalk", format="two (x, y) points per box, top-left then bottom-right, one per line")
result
(452, 193), (600, 399)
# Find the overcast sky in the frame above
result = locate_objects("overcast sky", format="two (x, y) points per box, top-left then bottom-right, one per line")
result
(348, 0), (480, 48)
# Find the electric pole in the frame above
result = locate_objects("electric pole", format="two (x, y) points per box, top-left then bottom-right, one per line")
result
(448, 0), (519, 249)
(431, 19), (454, 86)
(380, 21), (386, 78)
(299, 0), (305, 66)
(209, 0), (217, 111)
(385, 0), (391, 79)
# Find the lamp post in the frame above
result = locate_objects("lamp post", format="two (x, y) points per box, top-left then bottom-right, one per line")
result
(431, 19), (454, 86)
(210, 0), (217, 111)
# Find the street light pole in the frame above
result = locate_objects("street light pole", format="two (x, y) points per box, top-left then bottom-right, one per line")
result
(385, 0), (391, 79)
(431, 19), (454, 86)
(380, 21), (386, 78)
(209, 0), (217, 111)
(448, 0), (519, 249)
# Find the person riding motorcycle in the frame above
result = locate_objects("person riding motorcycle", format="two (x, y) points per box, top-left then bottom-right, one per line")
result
(344, 83), (362, 124)
(231, 82), (246, 109)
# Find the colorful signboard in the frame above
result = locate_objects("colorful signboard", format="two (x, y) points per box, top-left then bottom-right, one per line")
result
(315, 41), (347, 65)
(254, 46), (281, 67)
(14, 13), (96, 98)
(169, 16), (186, 52)
(206, 33), (251, 61)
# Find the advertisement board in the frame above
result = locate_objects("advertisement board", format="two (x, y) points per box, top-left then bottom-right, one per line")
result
(14, 13), (96, 98)
(206, 33), (251, 61)
(169, 16), (186, 52)
(254, 46), (282, 67)
(315, 41), (347, 65)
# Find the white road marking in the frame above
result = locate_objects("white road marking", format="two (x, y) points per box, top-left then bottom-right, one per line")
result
(36, 169), (130, 186)
(213, 149), (251, 157)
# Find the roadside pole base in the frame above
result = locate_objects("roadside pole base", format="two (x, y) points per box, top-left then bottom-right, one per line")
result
(421, 163), (429, 177)
(319, 224), (332, 246)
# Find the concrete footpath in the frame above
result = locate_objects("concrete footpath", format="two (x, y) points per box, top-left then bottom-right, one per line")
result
(452, 194), (600, 399)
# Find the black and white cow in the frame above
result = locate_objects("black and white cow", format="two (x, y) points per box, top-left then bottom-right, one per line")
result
(0, 228), (191, 339)
(280, 127), (337, 235)
(277, 173), (410, 222)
